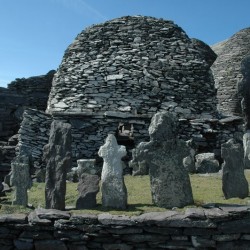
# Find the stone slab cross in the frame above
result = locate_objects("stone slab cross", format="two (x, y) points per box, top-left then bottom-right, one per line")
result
(98, 134), (127, 209)
(130, 111), (194, 209)
(43, 120), (72, 210)
(10, 154), (32, 206)
(221, 139), (249, 199)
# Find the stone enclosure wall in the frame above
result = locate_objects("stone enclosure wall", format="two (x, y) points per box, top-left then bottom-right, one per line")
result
(0, 70), (55, 142)
(0, 71), (55, 181)
(0, 206), (250, 249)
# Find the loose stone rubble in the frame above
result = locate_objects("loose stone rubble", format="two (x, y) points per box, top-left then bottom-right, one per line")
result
(98, 134), (127, 209)
(44, 121), (72, 210)
(221, 139), (249, 199)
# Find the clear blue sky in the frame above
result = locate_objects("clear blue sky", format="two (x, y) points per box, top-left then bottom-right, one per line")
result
(0, 0), (249, 87)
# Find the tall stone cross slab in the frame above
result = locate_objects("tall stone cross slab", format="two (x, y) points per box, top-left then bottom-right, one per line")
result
(98, 134), (127, 209)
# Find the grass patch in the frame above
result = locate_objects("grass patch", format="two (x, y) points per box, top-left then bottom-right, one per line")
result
(1, 171), (250, 215)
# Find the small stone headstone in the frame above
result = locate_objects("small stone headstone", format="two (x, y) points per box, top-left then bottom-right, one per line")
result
(221, 139), (249, 199)
(77, 159), (97, 176)
(76, 174), (100, 209)
(183, 139), (196, 173)
(239, 55), (250, 129)
(129, 142), (149, 175)
(10, 154), (32, 206)
(98, 134), (127, 209)
(243, 131), (250, 169)
(43, 120), (72, 210)
(195, 153), (220, 173)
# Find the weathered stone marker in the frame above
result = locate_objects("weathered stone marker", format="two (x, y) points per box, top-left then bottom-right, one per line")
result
(239, 55), (250, 129)
(76, 174), (100, 209)
(221, 139), (249, 199)
(43, 121), (72, 210)
(98, 134), (127, 209)
(129, 142), (149, 176)
(77, 159), (97, 176)
(130, 112), (194, 209)
(10, 154), (32, 206)
(195, 153), (220, 173)
(243, 131), (250, 169)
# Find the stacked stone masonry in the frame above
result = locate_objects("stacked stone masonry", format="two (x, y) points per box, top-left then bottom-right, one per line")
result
(1, 16), (248, 178)
(0, 70), (55, 142)
(17, 109), (243, 176)
(0, 206), (250, 249)
(212, 27), (250, 116)
(0, 71), (55, 180)
(47, 16), (217, 119)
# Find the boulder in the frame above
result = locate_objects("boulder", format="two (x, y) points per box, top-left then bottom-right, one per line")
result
(195, 153), (220, 173)
(221, 139), (249, 199)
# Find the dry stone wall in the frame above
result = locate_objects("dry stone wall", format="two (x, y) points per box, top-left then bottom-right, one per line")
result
(47, 16), (217, 119)
(212, 27), (250, 116)
(0, 71), (55, 180)
(0, 206), (250, 249)
(0, 70), (55, 142)
(7, 70), (55, 111)
(17, 109), (52, 177)
(16, 109), (243, 178)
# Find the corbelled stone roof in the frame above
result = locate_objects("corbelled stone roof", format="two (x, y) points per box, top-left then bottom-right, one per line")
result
(212, 27), (250, 116)
(47, 15), (217, 119)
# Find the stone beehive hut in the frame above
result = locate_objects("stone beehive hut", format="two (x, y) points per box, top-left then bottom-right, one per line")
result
(17, 16), (223, 172)
(47, 15), (217, 118)
(212, 27), (250, 116)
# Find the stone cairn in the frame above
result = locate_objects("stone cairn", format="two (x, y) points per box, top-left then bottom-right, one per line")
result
(98, 134), (127, 209)
(130, 111), (194, 208)
(221, 139), (249, 199)
(43, 121), (72, 210)
(10, 153), (32, 206)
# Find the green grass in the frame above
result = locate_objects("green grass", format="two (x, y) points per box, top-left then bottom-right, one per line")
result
(1, 171), (250, 215)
